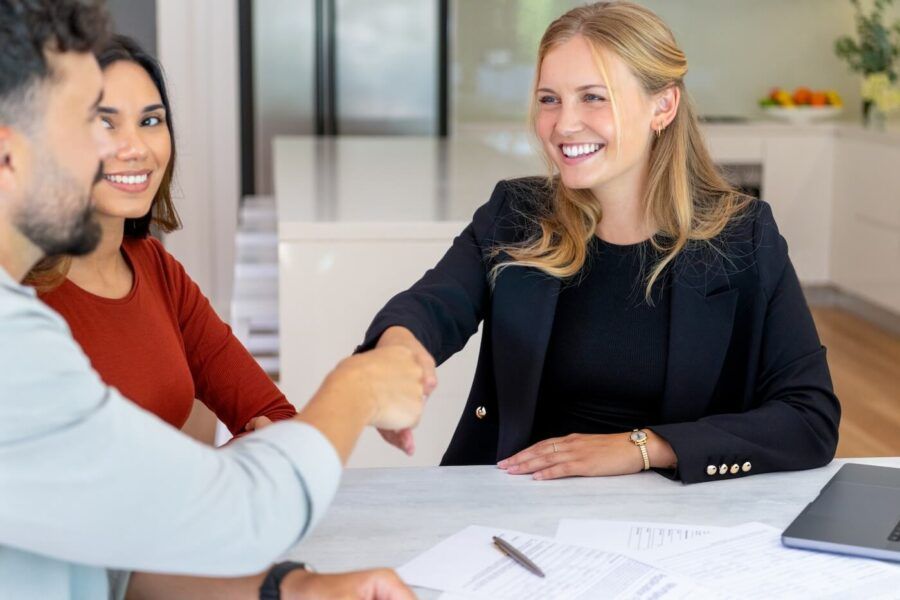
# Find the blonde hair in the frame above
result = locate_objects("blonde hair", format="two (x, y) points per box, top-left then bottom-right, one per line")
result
(493, 1), (751, 299)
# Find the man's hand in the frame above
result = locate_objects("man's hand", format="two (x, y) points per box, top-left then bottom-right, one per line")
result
(295, 345), (426, 463)
(497, 430), (676, 480)
(325, 345), (426, 431)
(282, 568), (415, 600)
(125, 567), (415, 600)
(374, 327), (437, 455)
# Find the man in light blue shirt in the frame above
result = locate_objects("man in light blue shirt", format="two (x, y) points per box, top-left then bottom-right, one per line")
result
(0, 1), (426, 598)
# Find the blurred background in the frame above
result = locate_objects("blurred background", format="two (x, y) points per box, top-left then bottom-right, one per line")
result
(110, 0), (899, 465)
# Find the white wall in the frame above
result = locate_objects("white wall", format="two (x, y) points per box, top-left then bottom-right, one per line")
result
(156, 0), (240, 319)
(453, 0), (900, 125)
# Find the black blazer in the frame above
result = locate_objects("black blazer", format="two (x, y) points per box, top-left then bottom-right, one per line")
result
(359, 178), (840, 484)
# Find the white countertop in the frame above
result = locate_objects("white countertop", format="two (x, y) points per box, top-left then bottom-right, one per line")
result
(703, 119), (900, 145)
(274, 121), (900, 231)
(288, 457), (900, 597)
(274, 134), (544, 227)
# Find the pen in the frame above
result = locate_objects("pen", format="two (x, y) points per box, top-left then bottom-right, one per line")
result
(492, 535), (546, 578)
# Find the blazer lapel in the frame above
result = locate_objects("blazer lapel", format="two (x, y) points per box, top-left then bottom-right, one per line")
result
(491, 266), (560, 460)
(661, 252), (739, 423)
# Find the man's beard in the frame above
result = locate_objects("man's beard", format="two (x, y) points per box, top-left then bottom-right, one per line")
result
(15, 155), (103, 257)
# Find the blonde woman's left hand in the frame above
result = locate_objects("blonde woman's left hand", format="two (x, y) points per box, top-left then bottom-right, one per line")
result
(497, 431), (675, 480)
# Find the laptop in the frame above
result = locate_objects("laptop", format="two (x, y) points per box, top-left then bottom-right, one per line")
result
(782, 463), (900, 562)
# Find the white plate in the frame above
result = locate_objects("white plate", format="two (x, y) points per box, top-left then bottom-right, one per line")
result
(762, 106), (843, 124)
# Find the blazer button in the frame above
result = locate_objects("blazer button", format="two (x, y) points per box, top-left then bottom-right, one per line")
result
(742, 462), (752, 473)
(718, 464), (728, 475)
(706, 465), (717, 476)
(475, 406), (487, 419)
(729, 464), (740, 475)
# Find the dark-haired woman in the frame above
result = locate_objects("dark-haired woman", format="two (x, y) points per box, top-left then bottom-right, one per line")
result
(24, 33), (419, 600)
(26, 35), (295, 436)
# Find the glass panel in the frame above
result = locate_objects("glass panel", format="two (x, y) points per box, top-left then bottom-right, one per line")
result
(253, 0), (316, 194)
(452, 0), (582, 129)
(107, 0), (157, 56)
(335, 0), (438, 135)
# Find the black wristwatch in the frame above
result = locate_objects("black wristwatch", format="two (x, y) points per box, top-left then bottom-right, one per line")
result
(259, 561), (314, 600)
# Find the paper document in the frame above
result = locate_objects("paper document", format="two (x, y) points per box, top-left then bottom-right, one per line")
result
(555, 519), (725, 553)
(643, 522), (900, 599)
(398, 525), (709, 599)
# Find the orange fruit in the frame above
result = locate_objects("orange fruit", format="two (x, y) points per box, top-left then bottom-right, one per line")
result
(792, 87), (813, 105)
(810, 92), (827, 107)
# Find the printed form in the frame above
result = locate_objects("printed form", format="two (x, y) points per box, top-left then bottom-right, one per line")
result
(642, 522), (900, 599)
(555, 519), (725, 553)
(398, 525), (712, 600)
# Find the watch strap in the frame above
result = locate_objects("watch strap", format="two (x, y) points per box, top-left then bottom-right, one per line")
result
(637, 442), (650, 470)
(259, 561), (313, 600)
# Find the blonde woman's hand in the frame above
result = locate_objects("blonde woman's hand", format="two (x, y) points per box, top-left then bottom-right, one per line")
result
(374, 326), (438, 455)
(376, 326), (437, 393)
(497, 430), (676, 480)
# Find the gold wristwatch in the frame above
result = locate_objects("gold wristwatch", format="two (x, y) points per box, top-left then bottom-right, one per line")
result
(630, 429), (650, 471)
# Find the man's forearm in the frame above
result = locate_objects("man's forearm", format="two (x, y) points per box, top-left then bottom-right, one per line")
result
(126, 571), (265, 600)
(293, 378), (372, 464)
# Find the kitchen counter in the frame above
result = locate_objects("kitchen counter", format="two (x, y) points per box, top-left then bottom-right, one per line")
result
(275, 121), (900, 228)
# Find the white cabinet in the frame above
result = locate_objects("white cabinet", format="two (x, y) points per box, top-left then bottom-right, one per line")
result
(704, 125), (834, 284)
(278, 225), (480, 468)
(761, 135), (834, 284)
(831, 137), (900, 314)
(704, 124), (900, 295)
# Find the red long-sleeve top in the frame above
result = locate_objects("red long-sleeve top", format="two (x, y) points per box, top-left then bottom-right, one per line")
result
(39, 237), (296, 435)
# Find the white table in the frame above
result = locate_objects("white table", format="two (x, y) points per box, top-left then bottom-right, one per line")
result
(289, 457), (900, 597)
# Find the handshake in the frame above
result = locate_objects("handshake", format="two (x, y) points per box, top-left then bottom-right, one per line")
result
(264, 327), (437, 462)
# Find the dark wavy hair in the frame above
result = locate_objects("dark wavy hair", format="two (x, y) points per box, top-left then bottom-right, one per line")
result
(24, 34), (183, 291)
(0, 0), (109, 129)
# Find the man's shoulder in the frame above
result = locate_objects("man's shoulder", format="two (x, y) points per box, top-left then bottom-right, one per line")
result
(0, 276), (64, 326)
(0, 280), (108, 436)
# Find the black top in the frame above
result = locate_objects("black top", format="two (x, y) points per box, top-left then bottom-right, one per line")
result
(359, 178), (840, 484)
(531, 237), (670, 442)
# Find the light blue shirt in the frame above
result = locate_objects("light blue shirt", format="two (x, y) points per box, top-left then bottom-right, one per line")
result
(0, 265), (342, 599)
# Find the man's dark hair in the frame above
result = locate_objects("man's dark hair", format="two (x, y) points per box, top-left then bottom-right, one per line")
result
(0, 0), (109, 127)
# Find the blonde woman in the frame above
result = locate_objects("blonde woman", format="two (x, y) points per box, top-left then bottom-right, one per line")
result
(360, 1), (840, 484)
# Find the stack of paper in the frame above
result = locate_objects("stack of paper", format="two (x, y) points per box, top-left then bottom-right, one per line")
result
(398, 525), (707, 599)
(398, 519), (900, 599)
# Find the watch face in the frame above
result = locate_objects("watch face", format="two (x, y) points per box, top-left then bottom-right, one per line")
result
(630, 430), (647, 443)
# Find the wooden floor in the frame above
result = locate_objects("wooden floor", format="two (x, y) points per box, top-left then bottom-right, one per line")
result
(811, 307), (900, 457)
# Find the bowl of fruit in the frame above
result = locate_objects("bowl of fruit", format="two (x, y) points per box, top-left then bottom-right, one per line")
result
(759, 87), (843, 123)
